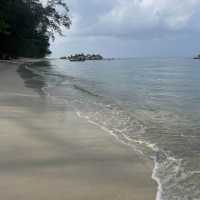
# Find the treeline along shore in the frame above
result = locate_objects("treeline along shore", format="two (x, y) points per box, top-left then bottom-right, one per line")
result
(0, 0), (71, 59)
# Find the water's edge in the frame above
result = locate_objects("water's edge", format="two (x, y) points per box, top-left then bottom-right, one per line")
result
(21, 62), (161, 200)
(18, 59), (200, 200)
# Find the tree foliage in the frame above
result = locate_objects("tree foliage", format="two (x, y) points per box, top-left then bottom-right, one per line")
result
(0, 0), (71, 58)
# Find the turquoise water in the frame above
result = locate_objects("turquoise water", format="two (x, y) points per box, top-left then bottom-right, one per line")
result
(19, 58), (200, 200)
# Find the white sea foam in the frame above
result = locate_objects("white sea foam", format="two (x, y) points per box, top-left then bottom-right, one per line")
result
(152, 158), (163, 200)
(0, 92), (38, 98)
(76, 110), (198, 200)
(76, 111), (133, 147)
(75, 110), (164, 200)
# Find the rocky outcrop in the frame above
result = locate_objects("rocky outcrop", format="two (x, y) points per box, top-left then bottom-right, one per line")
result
(68, 54), (86, 61)
(85, 54), (103, 60)
(60, 54), (103, 61)
(193, 54), (200, 59)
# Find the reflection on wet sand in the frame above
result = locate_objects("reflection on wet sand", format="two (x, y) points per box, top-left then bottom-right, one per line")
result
(17, 61), (50, 96)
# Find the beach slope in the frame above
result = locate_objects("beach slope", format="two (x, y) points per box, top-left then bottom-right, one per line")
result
(0, 61), (157, 200)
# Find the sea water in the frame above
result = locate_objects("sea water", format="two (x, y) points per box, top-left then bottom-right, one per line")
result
(18, 58), (200, 200)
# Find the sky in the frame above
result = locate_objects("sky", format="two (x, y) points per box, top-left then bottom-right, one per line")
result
(50, 0), (200, 58)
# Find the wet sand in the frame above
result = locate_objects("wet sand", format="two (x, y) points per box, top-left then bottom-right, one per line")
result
(0, 61), (157, 200)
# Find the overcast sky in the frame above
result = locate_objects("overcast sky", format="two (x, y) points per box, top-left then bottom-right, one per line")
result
(50, 0), (200, 58)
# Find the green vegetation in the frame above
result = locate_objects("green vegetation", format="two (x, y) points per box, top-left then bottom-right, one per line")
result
(61, 54), (104, 61)
(0, 0), (71, 59)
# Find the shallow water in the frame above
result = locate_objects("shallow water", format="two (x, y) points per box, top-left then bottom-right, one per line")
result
(18, 58), (200, 200)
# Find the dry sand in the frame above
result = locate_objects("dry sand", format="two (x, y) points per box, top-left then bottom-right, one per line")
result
(0, 61), (157, 200)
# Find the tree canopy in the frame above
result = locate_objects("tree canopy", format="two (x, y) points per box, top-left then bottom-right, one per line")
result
(0, 0), (71, 58)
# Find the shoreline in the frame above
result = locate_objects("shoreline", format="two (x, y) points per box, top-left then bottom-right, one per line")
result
(76, 110), (160, 200)
(0, 61), (157, 200)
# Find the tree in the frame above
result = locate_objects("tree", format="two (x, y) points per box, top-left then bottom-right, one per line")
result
(0, 0), (71, 58)
(0, 17), (9, 34)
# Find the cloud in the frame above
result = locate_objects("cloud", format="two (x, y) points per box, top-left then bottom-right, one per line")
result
(51, 0), (200, 57)
(65, 0), (200, 39)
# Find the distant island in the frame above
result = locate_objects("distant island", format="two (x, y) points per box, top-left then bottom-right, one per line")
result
(193, 54), (200, 59)
(60, 54), (103, 61)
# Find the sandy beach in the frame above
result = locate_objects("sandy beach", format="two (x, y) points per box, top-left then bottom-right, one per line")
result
(0, 61), (157, 200)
